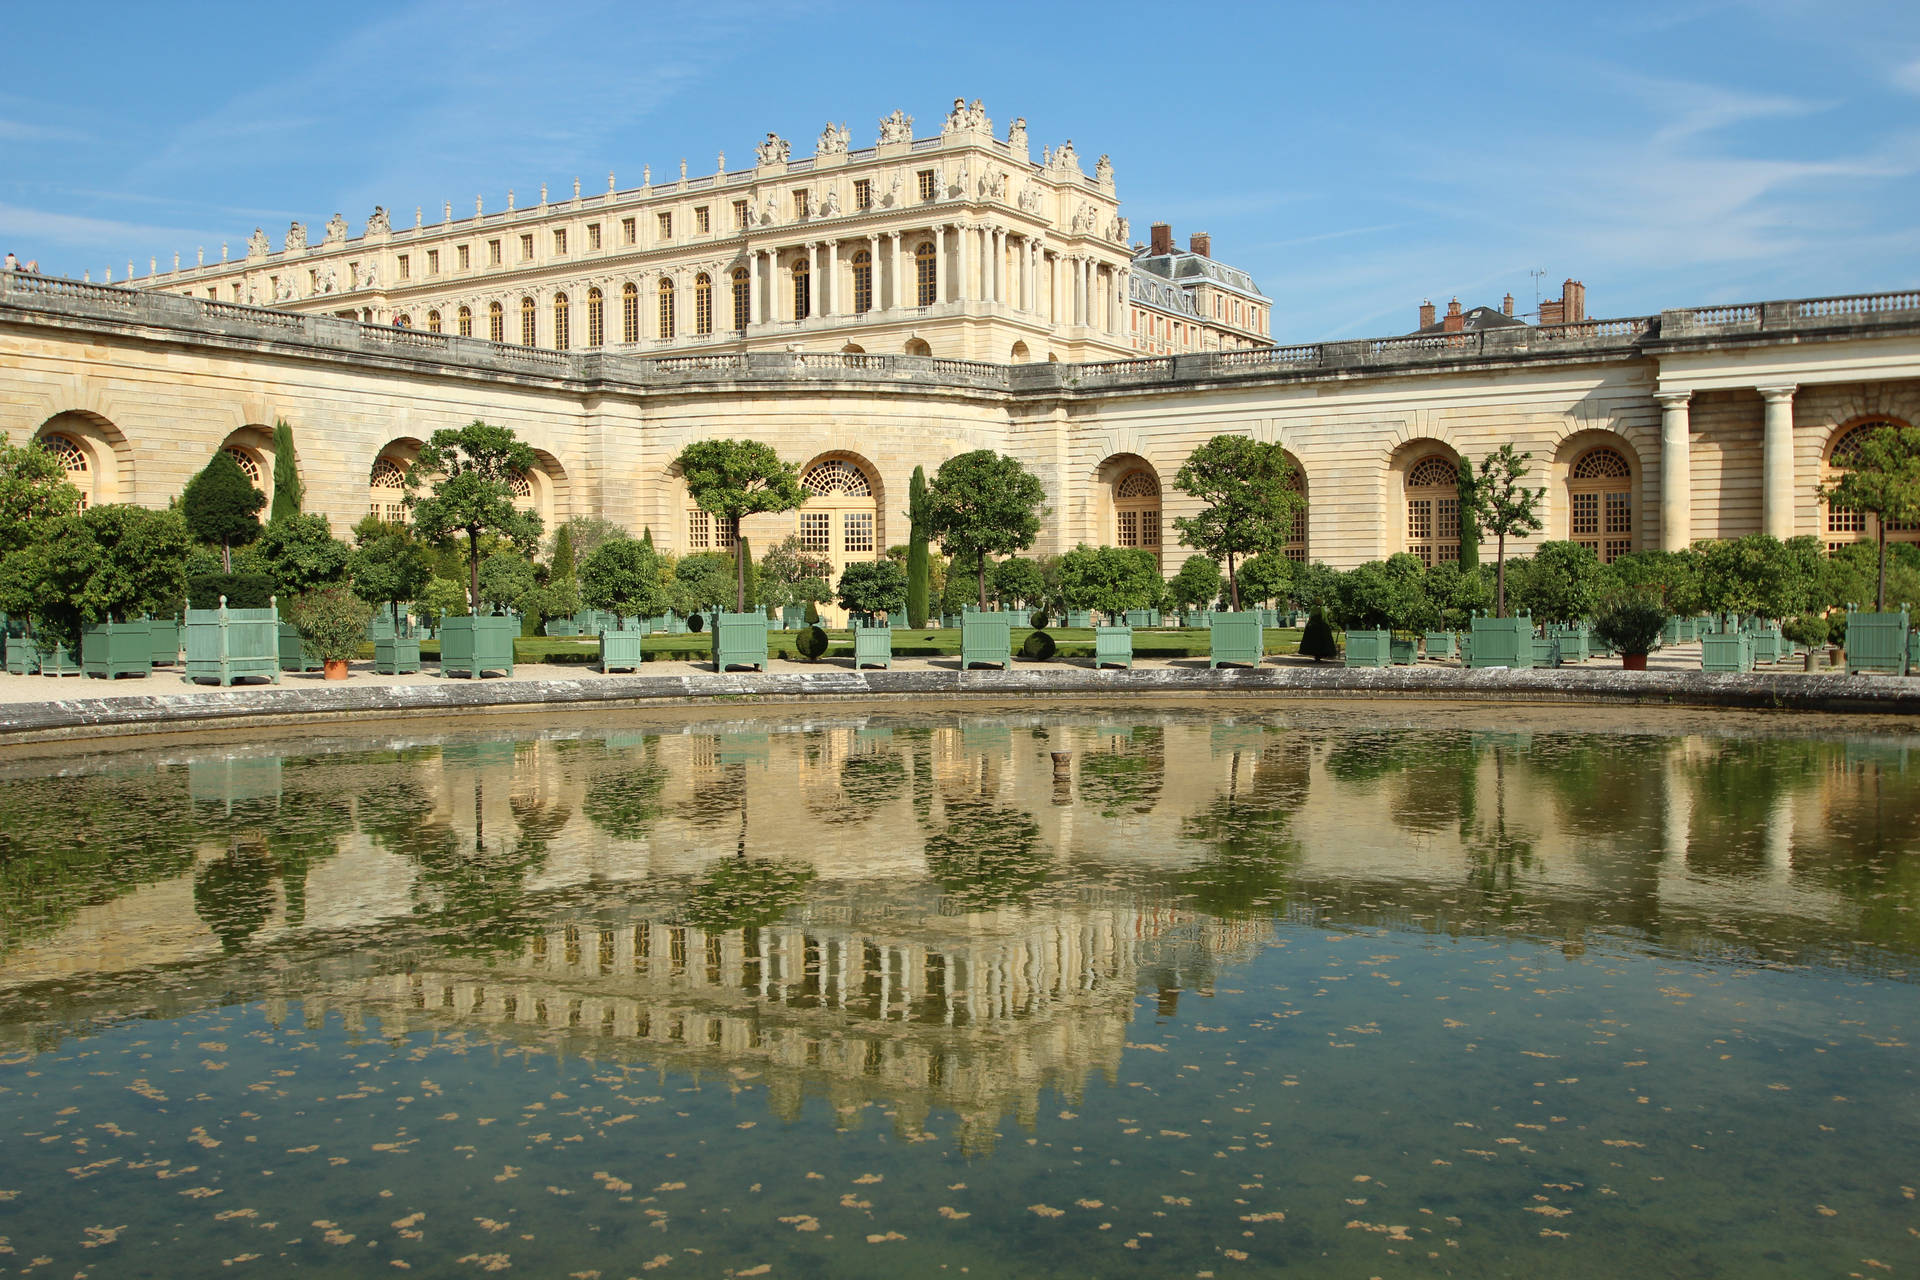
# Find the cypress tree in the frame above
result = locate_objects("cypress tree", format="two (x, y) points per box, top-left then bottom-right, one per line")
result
(181, 450), (266, 574)
(736, 536), (756, 612)
(906, 464), (931, 627)
(269, 419), (303, 521)
(1456, 456), (1480, 571)
(641, 526), (655, 550)
(551, 524), (576, 579)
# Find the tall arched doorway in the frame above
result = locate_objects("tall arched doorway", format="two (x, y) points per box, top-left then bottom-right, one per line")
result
(1567, 445), (1634, 563)
(797, 457), (882, 588)
(1113, 467), (1162, 566)
(1282, 465), (1308, 562)
(1404, 453), (1460, 565)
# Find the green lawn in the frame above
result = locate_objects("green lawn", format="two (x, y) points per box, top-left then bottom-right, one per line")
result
(401, 626), (1308, 666)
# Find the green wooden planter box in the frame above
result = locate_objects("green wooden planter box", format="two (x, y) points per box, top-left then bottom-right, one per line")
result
(35, 639), (79, 676)
(184, 604), (280, 685)
(4, 631), (36, 675)
(375, 635), (422, 674)
(1094, 625), (1132, 670)
(1845, 608), (1910, 675)
(853, 626), (892, 670)
(1067, 609), (1093, 629)
(1208, 611), (1264, 668)
(278, 622), (323, 673)
(367, 612), (393, 642)
(1662, 616), (1683, 645)
(1702, 628), (1756, 673)
(440, 614), (516, 678)
(1547, 625), (1590, 664)
(82, 618), (153, 679)
(1390, 636), (1418, 666)
(1124, 608), (1153, 629)
(147, 617), (181, 666)
(1423, 631), (1458, 660)
(960, 611), (1012, 669)
(1531, 637), (1563, 668)
(712, 611), (769, 672)
(544, 618), (580, 637)
(1468, 614), (1535, 669)
(598, 628), (645, 673)
(1344, 628), (1391, 668)
(779, 606), (805, 630)
(1749, 626), (1784, 664)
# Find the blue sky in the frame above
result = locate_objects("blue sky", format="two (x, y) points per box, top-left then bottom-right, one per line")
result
(4, 0), (1917, 341)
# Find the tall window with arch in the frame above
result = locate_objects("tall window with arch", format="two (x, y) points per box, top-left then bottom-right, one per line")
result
(508, 469), (534, 513)
(622, 282), (639, 343)
(658, 277), (676, 341)
(1113, 468), (1161, 566)
(552, 292), (570, 351)
(731, 268), (750, 330)
(1824, 418), (1920, 553)
(914, 242), (936, 306)
(457, 305), (473, 337)
(519, 296), (536, 347)
(852, 250), (873, 313)
(694, 273), (713, 336)
(368, 457), (407, 522)
(427, 309), (442, 334)
(1405, 454), (1461, 566)
(40, 434), (91, 509)
(792, 258), (811, 321)
(488, 301), (504, 343)
(586, 287), (604, 348)
(394, 313), (412, 329)
(1282, 471), (1309, 562)
(224, 447), (263, 491)
(798, 458), (879, 584)
(1567, 446), (1633, 563)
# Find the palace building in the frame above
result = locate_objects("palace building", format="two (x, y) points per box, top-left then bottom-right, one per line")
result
(4, 98), (1919, 588)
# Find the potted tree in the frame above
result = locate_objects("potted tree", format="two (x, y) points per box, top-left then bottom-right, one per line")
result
(1593, 591), (1666, 670)
(286, 584), (373, 680)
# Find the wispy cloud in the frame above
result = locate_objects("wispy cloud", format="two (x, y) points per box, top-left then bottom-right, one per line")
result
(0, 118), (92, 144)
(0, 202), (221, 257)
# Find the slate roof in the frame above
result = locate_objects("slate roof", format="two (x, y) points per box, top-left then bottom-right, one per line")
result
(1410, 305), (1528, 336)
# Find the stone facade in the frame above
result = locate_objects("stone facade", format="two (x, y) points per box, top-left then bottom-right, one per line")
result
(4, 270), (1919, 582)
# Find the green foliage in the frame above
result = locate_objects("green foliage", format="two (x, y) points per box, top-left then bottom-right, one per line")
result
(536, 575), (582, 621)
(906, 464), (931, 626)
(1170, 434), (1303, 610)
(478, 552), (538, 613)
(757, 534), (833, 609)
(0, 431), (81, 562)
(1169, 554), (1224, 610)
(1604, 549), (1704, 615)
(674, 438), (806, 612)
(940, 551), (984, 615)
(1783, 613), (1832, 649)
(269, 419), (303, 521)
(1819, 423), (1920, 609)
(420, 576), (470, 626)
(285, 584), (373, 662)
(547, 515), (624, 564)
(803, 600), (820, 625)
(1506, 540), (1601, 624)
(1474, 443), (1544, 616)
(1456, 457), (1481, 570)
(1057, 543), (1161, 616)
(796, 623), (829, 660)
(549, 523), (575, 580)
(1235, 552), (1292, 608)
(578, 537), (670, 620)
(837, 558), (908, 617)
(672, 551), (737, 614)
(349, 517), (432, 614)
(252, 513), (350, 598)
(1592, 591), (1667, 656)
(683, 858), (817, 932)
(17, 505), (192, 647)
(185, 573), (273, 610)
(990, 555), (1046, 609)
(180, 449), (266, 572)
(1335, 553), (1435, 632)
(1299, 609), (1338, 660)
(409, 421), (544, 611)
(1821, 541), (1920, 613)
(1290, 560), (1342, 614)
(1696, 534), (1820, 619)
(1423, 560), (1493, 629)
(925, 450), (1048, 610)
(1020, 629), (1057, 661)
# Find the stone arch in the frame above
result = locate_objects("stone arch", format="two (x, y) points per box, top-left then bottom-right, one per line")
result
(1822, 415), (1918, 553)
(35, 410), (129, 508)
(520, 448), (569, 529)
(368, 437), (423, 522)
(1390, 439), (1462, 565)
(1010, 340), (1031, 363)
(840, 342), (866, 354)
(1093, 453), (1162, 567)
(1551, 429), (1642, 562)
(796, 452), (885, 597)
(1281, 449), (1309, 563)
(904, 337), (932, 357)
(219, 424), (277, 504)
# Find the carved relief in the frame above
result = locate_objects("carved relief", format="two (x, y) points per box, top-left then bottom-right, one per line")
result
(1018, 182), (1045, 215)
(755, 133), (791, 166)
(943, 97), (991, 135)
(819, 185), (841, 217)
(1048, 141), (1080, 175)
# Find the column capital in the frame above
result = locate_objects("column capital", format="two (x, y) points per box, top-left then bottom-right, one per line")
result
(1756, 383), (1798, 402)
(1654, 390), (1693, 409)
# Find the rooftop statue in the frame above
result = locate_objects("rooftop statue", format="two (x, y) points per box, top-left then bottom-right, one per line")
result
(323, 212), (348, 245)
(815, 121), (850, 157)
(756, 133), (791, 166)
(877, 109), (913, 145)
(247, 227), (270, 258)
(286, 221), (308, 252)
(366, 205), (391, 235)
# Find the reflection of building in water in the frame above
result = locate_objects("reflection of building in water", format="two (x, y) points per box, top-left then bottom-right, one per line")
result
(299, 886), (1254, 1154)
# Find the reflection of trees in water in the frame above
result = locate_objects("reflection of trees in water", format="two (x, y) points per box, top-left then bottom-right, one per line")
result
(681, 858), (817, 932)
(582, 745), (669, 841)
(192, 839), (275, 953)
(923, 797), (1049, 910)
(1176, 746), (1307, 918)
(679, 763), (748, 831)
(1464, 744), (1537, 907)
(824, 750), (907, 826)
(1078, 727), (1165, 817)
(188, 759), (358, 946)
(1684, 739), (1826, 877)
(1323, 729), (1478, 834)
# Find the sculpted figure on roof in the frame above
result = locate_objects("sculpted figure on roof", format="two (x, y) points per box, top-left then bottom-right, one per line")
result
(878, 109), (913, 144)
(756, 133), (790, 166)
(323, 213), (348, 245)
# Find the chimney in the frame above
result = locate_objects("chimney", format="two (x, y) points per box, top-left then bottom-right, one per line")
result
(1562, 279), (1585, 323)
(1149, 222), (1173, 256)
(1418, 299), (1436, 329)
(1189, 232), (1211, 258)
(1539, 297), (1564, 326)
(1442, 297), (1465, 334)
(1502, 292), (1514, 317)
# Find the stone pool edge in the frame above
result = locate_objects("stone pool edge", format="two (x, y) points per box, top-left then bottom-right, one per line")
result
(2, 665), (1917, 743)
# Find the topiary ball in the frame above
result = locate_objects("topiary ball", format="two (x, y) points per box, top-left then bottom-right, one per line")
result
(796, 624), (829, 661)
(1029, 609), (1050, 629)
(687, 613), (705, 632)
(1020, 630), (1057, 661)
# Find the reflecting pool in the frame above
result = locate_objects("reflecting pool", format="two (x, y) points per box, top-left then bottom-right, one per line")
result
(1, 704), (1917, 1277)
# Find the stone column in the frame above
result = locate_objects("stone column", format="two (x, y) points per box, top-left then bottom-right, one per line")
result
(867, 233), (880, 312)
(958, 222), (974, 302)
(819, 241), (834, 317)
(1657, 391), (1693, 551)
(888, 232), (902, 310)
(934, 225), (948, 304)
(1110, 265), (1125, 335)
(1758, 384), (1798, 540)
(991, 227), (1004, 303)
(749, 251), (763, 325)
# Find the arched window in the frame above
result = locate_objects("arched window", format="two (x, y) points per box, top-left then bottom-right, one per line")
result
(393, 313), (412, 329)
(508, 470), (534, 509)
(1568, 446), (1633, 563)
(457, 305), (473, 337)
(40, 433), (90, 509)
(1113, 468), (1162, 565)
(622, 282), (639, 343)
(488, 301), (504, 343)
(427, 309), (442, 334)
(1824, 419), (1920, 554)
(224, 447), (263, 489)
(1282, 470), (1309, 562)
(792, 258), (810, 321)
(694, 273), (713, 336)
(1010, 340), (1030, 363)
(586, 287), (604, 348)
(731, 268), (750, 330)
(852, 250), (873, 313)
(1405, 454), (1460, 566)
(904, 337), (932, 356)
(798, 458), (881, 593)
(658, 276), (676, 341)
(553, 292), (570, 351)
(520, 295), (536, 346)
(914, 242), (936, 306)
(368, 457), (407, 522)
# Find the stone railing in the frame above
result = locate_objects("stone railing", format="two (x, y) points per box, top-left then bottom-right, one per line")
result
(0, 270), (137, 309)
(1793, 289), (1920, 320)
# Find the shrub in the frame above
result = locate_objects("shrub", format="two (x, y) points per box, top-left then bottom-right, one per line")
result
(804, 600), (820, 625)
(1783, 614), (1831, 649)
(1299, 610), (1338, 661)
(285, 585), (373, 663)
(187, 572), (275, 610)
(1020, 630), (1057, 661)
(687, 612), (706, 632)
(1029, 609), (1050, 629)
(1592, 592), (1666, 656)
(796, 624), (829, 661)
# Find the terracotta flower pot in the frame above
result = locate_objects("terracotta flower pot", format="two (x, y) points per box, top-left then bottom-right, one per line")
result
(323, 659), (350, 681)
(1621, 651), (1648, 671)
